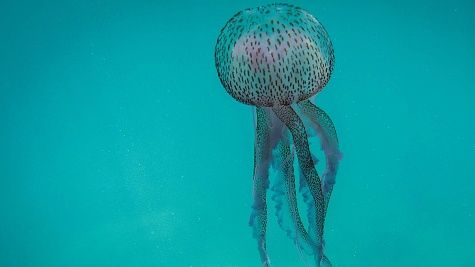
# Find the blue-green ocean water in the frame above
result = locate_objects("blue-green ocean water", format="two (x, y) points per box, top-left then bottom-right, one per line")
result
(1, 0), (474, 266)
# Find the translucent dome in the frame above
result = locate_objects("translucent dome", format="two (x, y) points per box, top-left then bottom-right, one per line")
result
(215, 3), (334, 107)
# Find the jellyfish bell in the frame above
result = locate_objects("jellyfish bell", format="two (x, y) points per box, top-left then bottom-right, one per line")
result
(214, 4), (341, 267)
(215, 3), (334, 107)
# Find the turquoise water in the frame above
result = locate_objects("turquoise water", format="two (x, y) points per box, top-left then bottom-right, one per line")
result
(1, 0), (474, 266)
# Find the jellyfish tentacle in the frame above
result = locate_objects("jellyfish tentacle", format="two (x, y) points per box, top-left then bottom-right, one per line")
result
(298, 167), (318, 245)
(272, 105), (327, 266)
(298, 100), (342, 210)
(249, 107), (272, 267)
(270, 128), (316, 256)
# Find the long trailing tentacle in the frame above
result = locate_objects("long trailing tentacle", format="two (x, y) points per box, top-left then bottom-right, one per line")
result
(298, 173), (332, 267)
(249, 107), (272, 267)
(272, 105), (328, 266)
(298, 165), (318, 245)
(298, 100), (341, 210)
(269, 124), (316, 257)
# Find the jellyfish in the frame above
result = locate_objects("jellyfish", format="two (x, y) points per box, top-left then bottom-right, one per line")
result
(214, 3), (342, 267)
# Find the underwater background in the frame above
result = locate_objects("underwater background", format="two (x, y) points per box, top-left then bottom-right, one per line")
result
(1, 0), (474, 266)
